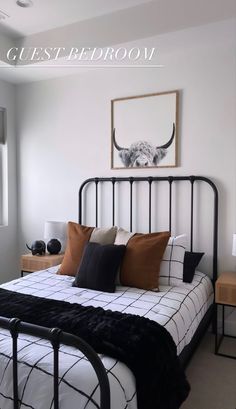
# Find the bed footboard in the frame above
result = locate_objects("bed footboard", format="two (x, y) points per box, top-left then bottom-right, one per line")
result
(0, 316), (110, 409)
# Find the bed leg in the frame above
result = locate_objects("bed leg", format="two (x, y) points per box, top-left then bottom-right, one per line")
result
(50, 328), (62, 409)
(9, 318), (20, 409)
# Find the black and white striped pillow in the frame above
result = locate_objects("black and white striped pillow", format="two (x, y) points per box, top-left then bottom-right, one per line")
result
(159, 234), (187, 286)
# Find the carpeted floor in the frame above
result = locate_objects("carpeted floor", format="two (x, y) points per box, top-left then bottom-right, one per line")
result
(181, 333), (236, 409)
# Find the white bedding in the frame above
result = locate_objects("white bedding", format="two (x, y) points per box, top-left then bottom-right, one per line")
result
(0, 267), (213, 409)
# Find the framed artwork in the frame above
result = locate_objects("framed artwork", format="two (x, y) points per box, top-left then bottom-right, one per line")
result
(111, 90), (178, 169)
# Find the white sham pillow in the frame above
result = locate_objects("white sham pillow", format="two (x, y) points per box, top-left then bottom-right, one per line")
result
(159, 234), (187, 286)
(114, 227), (135, 245)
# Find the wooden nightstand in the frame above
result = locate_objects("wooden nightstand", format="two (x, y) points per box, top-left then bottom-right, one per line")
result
(215, 271), (236, 359)
(21, 253), (64, 277)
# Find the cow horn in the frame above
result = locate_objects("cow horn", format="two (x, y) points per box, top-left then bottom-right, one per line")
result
(113, 128), (127, 151)
(26, 243), (32, 251)
(156, 123), (175, 149)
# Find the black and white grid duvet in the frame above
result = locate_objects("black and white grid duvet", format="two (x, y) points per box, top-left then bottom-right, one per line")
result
(0, 267), (213, 409)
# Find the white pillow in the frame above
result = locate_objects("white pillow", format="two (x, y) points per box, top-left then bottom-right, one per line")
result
(159, 234), (187, 286)
(114, 227), (135, 245)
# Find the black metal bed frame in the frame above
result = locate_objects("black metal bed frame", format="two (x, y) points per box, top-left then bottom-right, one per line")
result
(0, 317), (110, 409)
(78, 175), (219, 368)
(79, 175), (218, 285)
(0, 175), (218, 408)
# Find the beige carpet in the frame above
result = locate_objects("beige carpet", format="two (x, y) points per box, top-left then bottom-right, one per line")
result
(181, 333), (236, 409)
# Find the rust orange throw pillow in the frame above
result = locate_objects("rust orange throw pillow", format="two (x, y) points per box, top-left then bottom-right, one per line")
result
(120, 231), (170, 290)
(57, 222), (94, 276)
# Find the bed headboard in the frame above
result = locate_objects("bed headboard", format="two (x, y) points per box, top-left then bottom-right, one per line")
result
(78, 176), (218, 284)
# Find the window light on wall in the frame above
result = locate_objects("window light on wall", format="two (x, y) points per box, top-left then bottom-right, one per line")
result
(0, 108), (6, 144)
(0, 107), (7, 226)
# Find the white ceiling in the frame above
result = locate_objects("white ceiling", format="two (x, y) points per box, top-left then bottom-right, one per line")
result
(0, 0), (151, 37)
(0, 0), (235, 39)
(0, 0), (235, 83)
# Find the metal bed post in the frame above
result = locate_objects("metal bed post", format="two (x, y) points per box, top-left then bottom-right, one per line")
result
(9, 318), (20, 409)
(148, 177), (153, 233)
(0, 317), (111, 409)
(168, 176), (173, 233)
(50, 328), (62, 409)
(129, 177), (134, 232)
(111, 178), (116, 226)
(95, 178), (99, 228)
(189, 176), (194, 252)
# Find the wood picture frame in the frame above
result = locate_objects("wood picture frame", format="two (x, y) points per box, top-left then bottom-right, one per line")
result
(111, 90), (178, 169)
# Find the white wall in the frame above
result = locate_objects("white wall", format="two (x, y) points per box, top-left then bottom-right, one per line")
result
(16, 19), (236, 276)
(0, 80), (18, 283)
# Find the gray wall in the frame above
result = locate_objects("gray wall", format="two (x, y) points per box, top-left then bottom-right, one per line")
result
(16, 20), (236, 272)
(0, 19), (236, 330)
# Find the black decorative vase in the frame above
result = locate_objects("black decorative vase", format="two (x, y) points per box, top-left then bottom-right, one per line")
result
(47, 239), (61, 255)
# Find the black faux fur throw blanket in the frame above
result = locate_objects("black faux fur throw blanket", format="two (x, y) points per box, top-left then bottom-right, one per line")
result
(0, 288), (190, 409)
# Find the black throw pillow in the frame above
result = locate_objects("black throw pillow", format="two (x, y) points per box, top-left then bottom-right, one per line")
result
(183, 251), (204, 283)
(73, 242), (126, 292)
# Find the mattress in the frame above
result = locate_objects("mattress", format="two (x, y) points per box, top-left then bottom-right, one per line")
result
(0, 267), (213, 409)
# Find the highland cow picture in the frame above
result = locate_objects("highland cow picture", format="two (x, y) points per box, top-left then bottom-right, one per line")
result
(111, 90), (178, 169)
